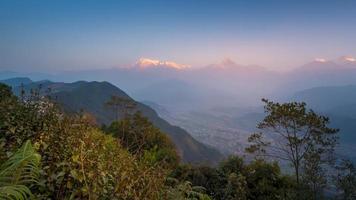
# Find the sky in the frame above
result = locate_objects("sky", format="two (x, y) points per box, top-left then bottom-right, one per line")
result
(1, 0), (356, 72)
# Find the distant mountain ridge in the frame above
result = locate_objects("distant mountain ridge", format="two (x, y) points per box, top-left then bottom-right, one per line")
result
(0, 77), (32, 87)
(2, 77), (222, 164)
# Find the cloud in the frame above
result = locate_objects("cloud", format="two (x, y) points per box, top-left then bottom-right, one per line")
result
(134, 58), (190, 70)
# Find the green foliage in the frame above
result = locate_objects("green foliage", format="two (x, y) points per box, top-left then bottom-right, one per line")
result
(223, 172), (247, 200)
(301, 152), (327, 200)
(0, 85), (170, 199)
(170, 164), (226, 199)
(334, 159), (356, 200)
(162, 178), (212, 200)
(32, 116), (168, 199)
(104, 112), (179, 167)
(0, 83), (58, 158)
(0, 140), (41, 200)
(243, 160), (296, 200)
(0, 84), (15, 102)
(219, 156), (244, 175)
(170, 156), (297, 200)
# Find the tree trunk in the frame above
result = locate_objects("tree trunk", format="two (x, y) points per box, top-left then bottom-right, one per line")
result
(295, 162), (300, 185)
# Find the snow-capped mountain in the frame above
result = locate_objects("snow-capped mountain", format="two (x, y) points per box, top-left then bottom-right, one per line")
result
(134, 58), (190, 70)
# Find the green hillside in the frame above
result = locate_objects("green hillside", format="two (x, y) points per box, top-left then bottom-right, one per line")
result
(5, 78), (222, 164)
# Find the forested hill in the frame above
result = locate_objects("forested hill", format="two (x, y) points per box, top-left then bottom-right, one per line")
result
(2, 78), (222, 164)
(0, 77), (32, 87)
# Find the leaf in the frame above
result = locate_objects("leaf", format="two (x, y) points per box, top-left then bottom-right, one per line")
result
(0, 140), (41, 199)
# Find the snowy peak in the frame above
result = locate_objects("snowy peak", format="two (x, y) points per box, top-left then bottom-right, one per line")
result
(297, 56), (356, 73)
(339, 56), (356, 63)
(134, 58), (190, 70)
(313, 58), (328, 63)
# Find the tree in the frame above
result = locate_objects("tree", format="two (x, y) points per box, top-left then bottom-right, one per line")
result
(105, 95), (137, 150)
(0, 83), (16, 102)
(334, 159), (356, 200)
(302, 151), (327, 200)
(223, 172), (247, 200)
(163, 179), (212, 200)
(104, 112), (179, 167)
(219, 156), (244, 176)
(105, 95), (136, 121)
(170, 164), (226, 199)
(246, 99), (338, 185)
(0, 83), (58, 156)
(242, 159), (296, 200)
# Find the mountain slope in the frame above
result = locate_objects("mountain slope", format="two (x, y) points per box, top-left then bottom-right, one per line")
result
(292, 85), (356, 117)
(4, 78), (222, 164)
(291, 85), (356, 161)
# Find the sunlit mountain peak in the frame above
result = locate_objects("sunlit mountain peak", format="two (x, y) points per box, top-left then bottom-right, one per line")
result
(135, 58), (190, 70)
(314, 58), (327, 63)
(340, 56), (356, 62)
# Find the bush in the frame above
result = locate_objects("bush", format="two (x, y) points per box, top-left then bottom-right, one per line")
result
(0, 84), (169, 199)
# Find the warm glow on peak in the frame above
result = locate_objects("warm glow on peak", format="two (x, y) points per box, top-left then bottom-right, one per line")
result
(314, 58), (327, 63)
(341, 56), (356, 62)
(136, 58), (160, 68)
(135, 58), (190, 70)
(213, 58), (238, 69)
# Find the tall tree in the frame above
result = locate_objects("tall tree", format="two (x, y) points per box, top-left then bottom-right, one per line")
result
(105, 95), (137, 148)
(246, 99), (338, 185)
(105, 95), (136, 121)
(104, 112), (179, 167)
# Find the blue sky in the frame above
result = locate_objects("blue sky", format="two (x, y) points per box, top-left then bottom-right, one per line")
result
(1, 0), (356, 71)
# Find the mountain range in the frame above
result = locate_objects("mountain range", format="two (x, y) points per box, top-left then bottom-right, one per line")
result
(2, 57), (356, 110)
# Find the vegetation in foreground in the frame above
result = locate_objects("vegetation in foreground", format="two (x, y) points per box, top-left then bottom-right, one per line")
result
(0, 83), (355, 200)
